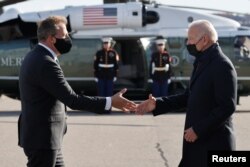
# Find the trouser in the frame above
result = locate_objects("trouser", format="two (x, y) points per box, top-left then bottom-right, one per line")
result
(24, 148), (65, 167)
(152, 79), (169, 97)
(97, 79), (114, 97)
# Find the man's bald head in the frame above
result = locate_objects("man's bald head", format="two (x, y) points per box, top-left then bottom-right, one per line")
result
(189, 20), (218, 43)
(187, 20), (218, 53)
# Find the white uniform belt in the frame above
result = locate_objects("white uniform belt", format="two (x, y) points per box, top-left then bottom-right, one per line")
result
(154, 67), (166, 71)
(99, 64), (114, 68)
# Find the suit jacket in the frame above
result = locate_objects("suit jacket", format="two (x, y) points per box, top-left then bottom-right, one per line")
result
(18, 45), (106, 150)
(152, 43), (237, 167)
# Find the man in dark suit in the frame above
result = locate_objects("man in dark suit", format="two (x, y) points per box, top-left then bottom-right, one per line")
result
(18, 16), (136, 167)
(136, 20), (237, 167)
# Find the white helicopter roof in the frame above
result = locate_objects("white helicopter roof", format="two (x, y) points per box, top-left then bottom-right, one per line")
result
(0, 7), (70, 23)
(72, 4), (245, 38)
(0, 2), (248, 39)
(0, 8), (19, 23)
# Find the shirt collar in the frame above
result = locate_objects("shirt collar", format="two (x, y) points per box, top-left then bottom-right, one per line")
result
(38, 43), (58, 61)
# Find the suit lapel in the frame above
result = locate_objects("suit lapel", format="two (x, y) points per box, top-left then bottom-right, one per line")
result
(189, 44), (218, 90)
(36, 44), (55, 60)
(36, 45), (61, 66)
(189, 43), (220, 90)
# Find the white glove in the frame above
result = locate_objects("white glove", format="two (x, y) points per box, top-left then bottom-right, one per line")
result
(168, 79), (171, 84)
(113, 77), (117, 82)
(95, 78), (98, 82)
(152, 63), (155, 74)
(165, 64), (169, 72)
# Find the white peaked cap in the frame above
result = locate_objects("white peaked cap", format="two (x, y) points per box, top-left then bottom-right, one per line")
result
(102, 37), (113, 43)
(155, 38), (166, 44)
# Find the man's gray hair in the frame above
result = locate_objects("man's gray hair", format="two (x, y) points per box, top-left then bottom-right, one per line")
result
(189, 20), (218, 42)
(37, 16), (67, 41)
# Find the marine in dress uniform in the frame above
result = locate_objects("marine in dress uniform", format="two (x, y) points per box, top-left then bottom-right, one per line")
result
(94, 37), (119, 96)
(149, 37), (172, 97)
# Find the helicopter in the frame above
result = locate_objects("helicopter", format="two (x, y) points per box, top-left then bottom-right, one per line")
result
(0, 1), (250, 102)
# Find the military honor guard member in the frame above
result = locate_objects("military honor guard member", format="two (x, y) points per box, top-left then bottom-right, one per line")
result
(149, 37), (172, 97)
(94, 37), (119, 97)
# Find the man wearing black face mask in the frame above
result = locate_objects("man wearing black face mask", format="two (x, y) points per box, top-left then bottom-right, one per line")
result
(54, 35), (72, 54)
(18, 16), (136, 167)
(186, 35), (204, 58)
(136, 20), (237, 167)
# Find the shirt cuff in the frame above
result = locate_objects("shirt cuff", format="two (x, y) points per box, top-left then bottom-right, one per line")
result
(105, 97), (112, 110)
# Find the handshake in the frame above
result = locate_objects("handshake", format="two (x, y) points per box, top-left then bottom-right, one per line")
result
(112, 88), (198, 143)
(111, 88), (157, 115)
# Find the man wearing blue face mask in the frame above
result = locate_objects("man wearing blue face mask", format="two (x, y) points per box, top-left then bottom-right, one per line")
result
(18, 16), (136, 167)
(136, 20), (237, 167)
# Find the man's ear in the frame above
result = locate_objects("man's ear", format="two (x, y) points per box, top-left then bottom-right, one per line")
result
(48, 35), (55, 44)
(204, 35), (209, 46)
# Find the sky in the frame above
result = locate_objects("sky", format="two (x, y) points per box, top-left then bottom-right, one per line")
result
(3, 0), (250, 14)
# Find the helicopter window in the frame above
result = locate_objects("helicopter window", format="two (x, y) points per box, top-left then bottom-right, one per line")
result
(233, 36), (250, 61)
(132, 11), (138, 16)
(216, 37), (235, 59)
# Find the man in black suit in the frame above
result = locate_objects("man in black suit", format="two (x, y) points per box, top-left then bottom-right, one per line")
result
(136, 20), (237, 167)
(18, 16), (136, 167)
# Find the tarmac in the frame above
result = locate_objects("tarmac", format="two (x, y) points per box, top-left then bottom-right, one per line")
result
(0, 95), (249, 167)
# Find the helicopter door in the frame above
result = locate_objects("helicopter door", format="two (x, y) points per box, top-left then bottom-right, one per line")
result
(232, 36), (250, 95)
(234, 36), (250, 61)
(113, 38), (147, 90)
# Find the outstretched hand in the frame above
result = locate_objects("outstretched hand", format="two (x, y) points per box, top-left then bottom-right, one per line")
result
(136, 94), (156, 115)
(111, 88), (137, 113)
